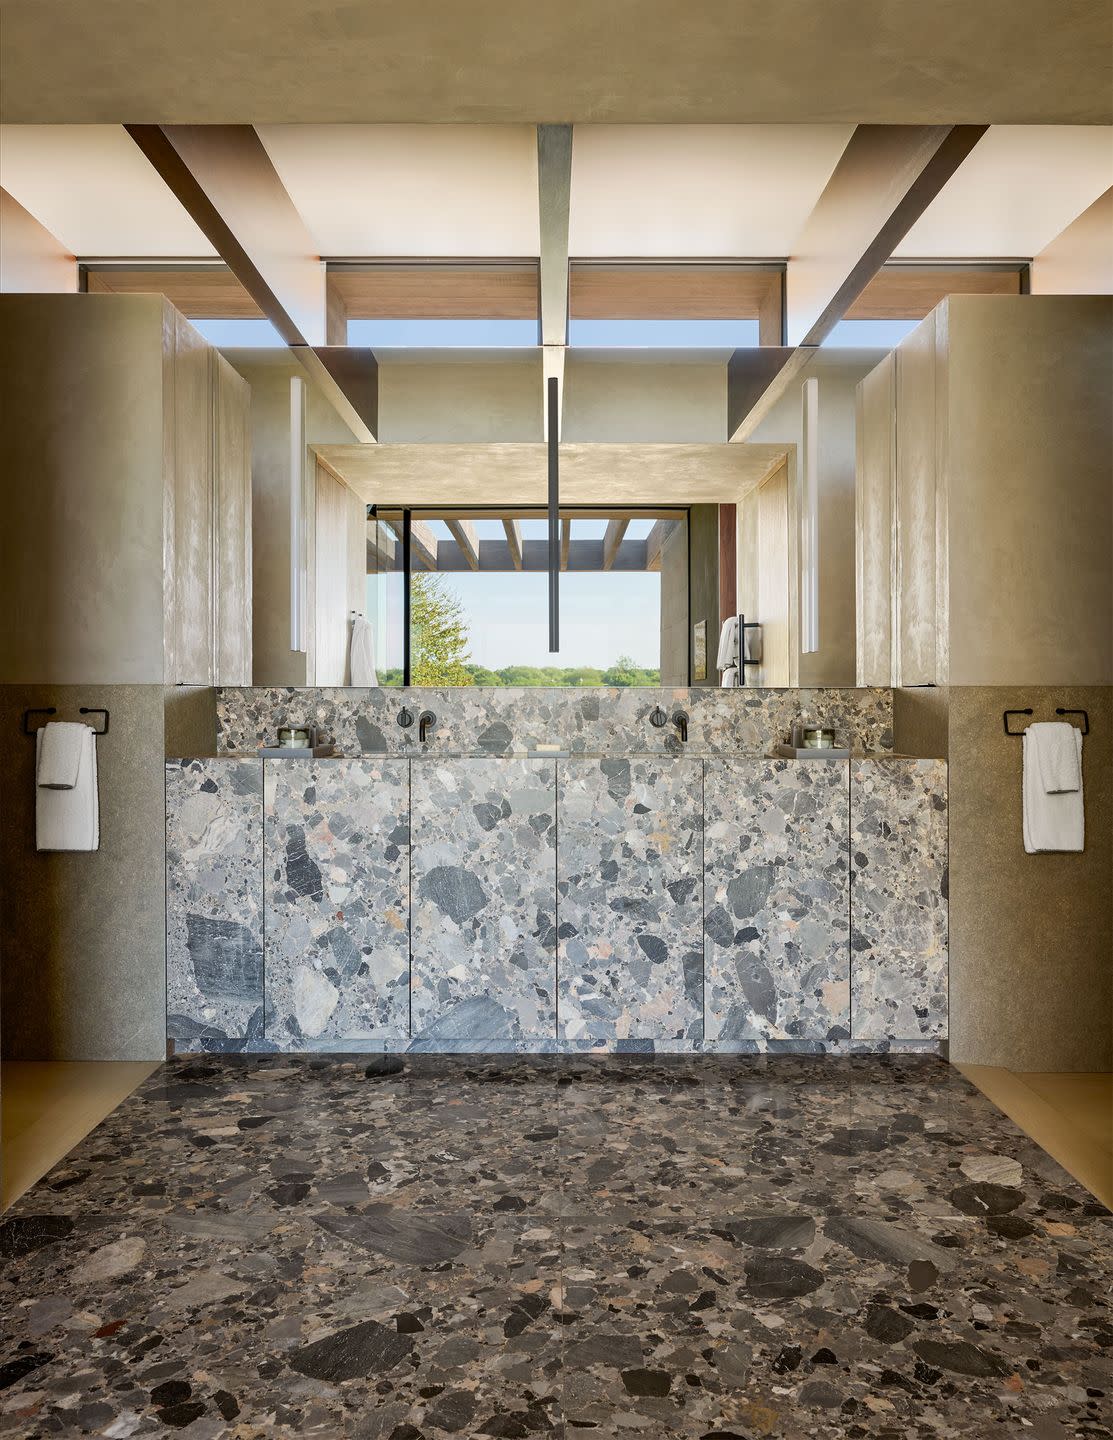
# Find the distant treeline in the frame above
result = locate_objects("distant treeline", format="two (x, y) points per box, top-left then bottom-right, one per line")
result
(379, 658), (661, 688)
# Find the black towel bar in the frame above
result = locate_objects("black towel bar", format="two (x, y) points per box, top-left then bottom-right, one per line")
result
(1003, 706), (1090, 737)
(22, 706), (109, 736)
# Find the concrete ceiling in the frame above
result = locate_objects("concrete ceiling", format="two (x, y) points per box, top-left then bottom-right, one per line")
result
(314, 441), (789, 505)
(1, 1), (1110, 125)
(257, 125), (541, 257)
(569, 126), (853, 257)
(0, 125), (217, 255)
(895, 126), (1113, 258)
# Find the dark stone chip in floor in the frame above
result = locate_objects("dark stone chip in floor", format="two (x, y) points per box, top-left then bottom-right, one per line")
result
(864, 1306), (916, 1343)
(718, 1214), (816, 1250)
(289, 1318), (415, 1382)
(213, 1388), (240, 1419)
(268, 1182), (311, 1206)
(0, 1214), (74, 1259)
(986, 1213), (1037, 1238)
(395, 1312), (425, 1334)
(912, 1339), (1010, 1378)
(811, 1347), (838, 1364)
(315, 1207), (472, 1264)
(621, 1367), (672, 1396)
(157, 1401), (208, 1427)
(365, 1055), (406, 1078)
(745, 1254), (824, 1299)
(0, 1352), (53, 1390)
(949, 1182), (1026, 1216)
(150, 1379), (191, 1406)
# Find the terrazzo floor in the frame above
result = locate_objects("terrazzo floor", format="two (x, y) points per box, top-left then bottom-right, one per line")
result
(1, 1055), (1110, 1439)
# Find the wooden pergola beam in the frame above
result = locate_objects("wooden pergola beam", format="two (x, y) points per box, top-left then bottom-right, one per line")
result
(502, 518), (523, 569)
(603, 518), (630, 570)
(445, 518), (479, 570)
(560, 517), (572, 571)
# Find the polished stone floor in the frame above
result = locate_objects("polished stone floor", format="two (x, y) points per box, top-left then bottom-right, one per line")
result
(1, 1055), (1110, 1439)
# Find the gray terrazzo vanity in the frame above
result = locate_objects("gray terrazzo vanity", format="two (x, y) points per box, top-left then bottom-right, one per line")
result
(166, 686), (946, 1056)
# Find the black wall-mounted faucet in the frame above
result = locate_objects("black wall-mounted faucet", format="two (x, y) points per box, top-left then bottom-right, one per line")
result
(672, 710), (689, 743)
(418, 710), (437, 743)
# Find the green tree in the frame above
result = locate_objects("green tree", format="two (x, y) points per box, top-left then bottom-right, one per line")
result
(411, 573), (474, 685)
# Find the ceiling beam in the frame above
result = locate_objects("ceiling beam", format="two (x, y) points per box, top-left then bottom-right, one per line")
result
(728, 123), (987, 441)
(502, 517), (523, 569)
(603, 518), (630, 570)
(125, 124), (377, 442)
(645, 519), (674, 572)
(445, 518), (480, 570)
(434, 538), (651, 573)
(410, 520), (438, 571)
(537, 124), (572, 439)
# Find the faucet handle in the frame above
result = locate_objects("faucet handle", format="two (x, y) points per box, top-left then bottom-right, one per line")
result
(649, 705), (668, 728)
(397, 707), (414, 729)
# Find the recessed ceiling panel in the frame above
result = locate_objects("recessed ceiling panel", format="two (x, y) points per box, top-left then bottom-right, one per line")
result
(895, 126), (1113, 258)
(0, 125), (217, 256)
(257, 125), (540, 257)
(569, 125), (853, 257)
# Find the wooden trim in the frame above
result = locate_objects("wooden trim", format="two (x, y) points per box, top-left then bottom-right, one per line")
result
(602, 517), (630, 570)
(570, 264), (782, 324)
(445, 518), (479, 570)
(502, 518), (523, 569)
(329, 264), (539, 319)
(846, 265), (1022, 318)
(85, 265), (262, 317)
(560, 517), (571, 570)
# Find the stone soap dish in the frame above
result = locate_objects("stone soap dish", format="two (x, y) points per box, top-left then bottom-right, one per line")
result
(772, 744), (850, 760)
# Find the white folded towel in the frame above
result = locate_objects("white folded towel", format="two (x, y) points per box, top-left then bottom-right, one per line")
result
(720, 664), (739, 688)
(37, 720), (86, 789)
(36, 723), (99, 851)
(1023, 725), (1084, 853)
(349, 614), (378, 687)
(1029, 721), (1081, 793)
(716, 616), (739, 672)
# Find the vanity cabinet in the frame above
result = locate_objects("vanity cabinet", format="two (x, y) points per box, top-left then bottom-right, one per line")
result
(704, 759), (850, 1042)
(410, 759), (557, 1044)
(557, 758), (704, 1042)
(166, 753), (947, 1052)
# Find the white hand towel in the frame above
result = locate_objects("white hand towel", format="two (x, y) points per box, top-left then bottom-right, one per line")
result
(1023, 726), (1083, 853)
(349, 614), (379, 687)
(36, 724), (99, 851)
(37, 720), (86, 789)
(716, 616), (739, 672)
(1029, 720), (1082, 793)
(720, 664), (739, 688)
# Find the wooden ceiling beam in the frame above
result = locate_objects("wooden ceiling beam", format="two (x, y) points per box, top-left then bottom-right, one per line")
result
(645, 519), (675, 572)
(728, 124), (987, 441)
(410, 520), (438, 571)
(126, 124), (378, 441)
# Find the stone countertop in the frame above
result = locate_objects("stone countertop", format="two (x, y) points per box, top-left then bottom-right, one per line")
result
(170, 749), (931, 762)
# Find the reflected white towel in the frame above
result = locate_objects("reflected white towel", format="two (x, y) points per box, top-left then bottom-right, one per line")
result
(720, 664), (739, 688)
(1029, 721), (1081, 793)
(716, 616), (739, 671)
(1023, 726), (1083, 853)
(36, 724), (99, 851)
(349, 614), (378, 687)
(37, 720), (86, 789)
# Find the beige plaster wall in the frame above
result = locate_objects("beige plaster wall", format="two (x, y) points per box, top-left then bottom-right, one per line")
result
(0, 685), (168, 1061)
(948, 685), (1112, 1071)
(945, 296), (1113, 687)
(1030, 189), (1113, 296)
(0, 188), (77, 293)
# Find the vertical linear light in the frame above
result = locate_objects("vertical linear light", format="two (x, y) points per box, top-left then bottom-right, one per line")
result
(289, 375), (306, 653)
(547, 376), (560, 653)
(801, 377), (820, 655)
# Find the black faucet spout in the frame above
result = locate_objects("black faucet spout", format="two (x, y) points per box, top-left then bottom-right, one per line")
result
(672, 709), (689, 743)
(418, 710), (437, 743)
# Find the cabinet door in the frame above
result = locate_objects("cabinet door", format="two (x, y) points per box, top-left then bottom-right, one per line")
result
(166, 759), (263, 1050)
(411, 759), (556, 1043)
(558, 758), (703, 1042)
(264, 759), (410, 1048)
(850, 759), (948, 1041)
(704, 759), (849, 1042)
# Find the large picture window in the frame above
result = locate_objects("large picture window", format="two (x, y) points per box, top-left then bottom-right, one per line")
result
(367, 507), (689, 686)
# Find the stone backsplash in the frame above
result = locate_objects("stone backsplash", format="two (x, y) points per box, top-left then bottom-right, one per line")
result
(213, 686), (894, 758)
